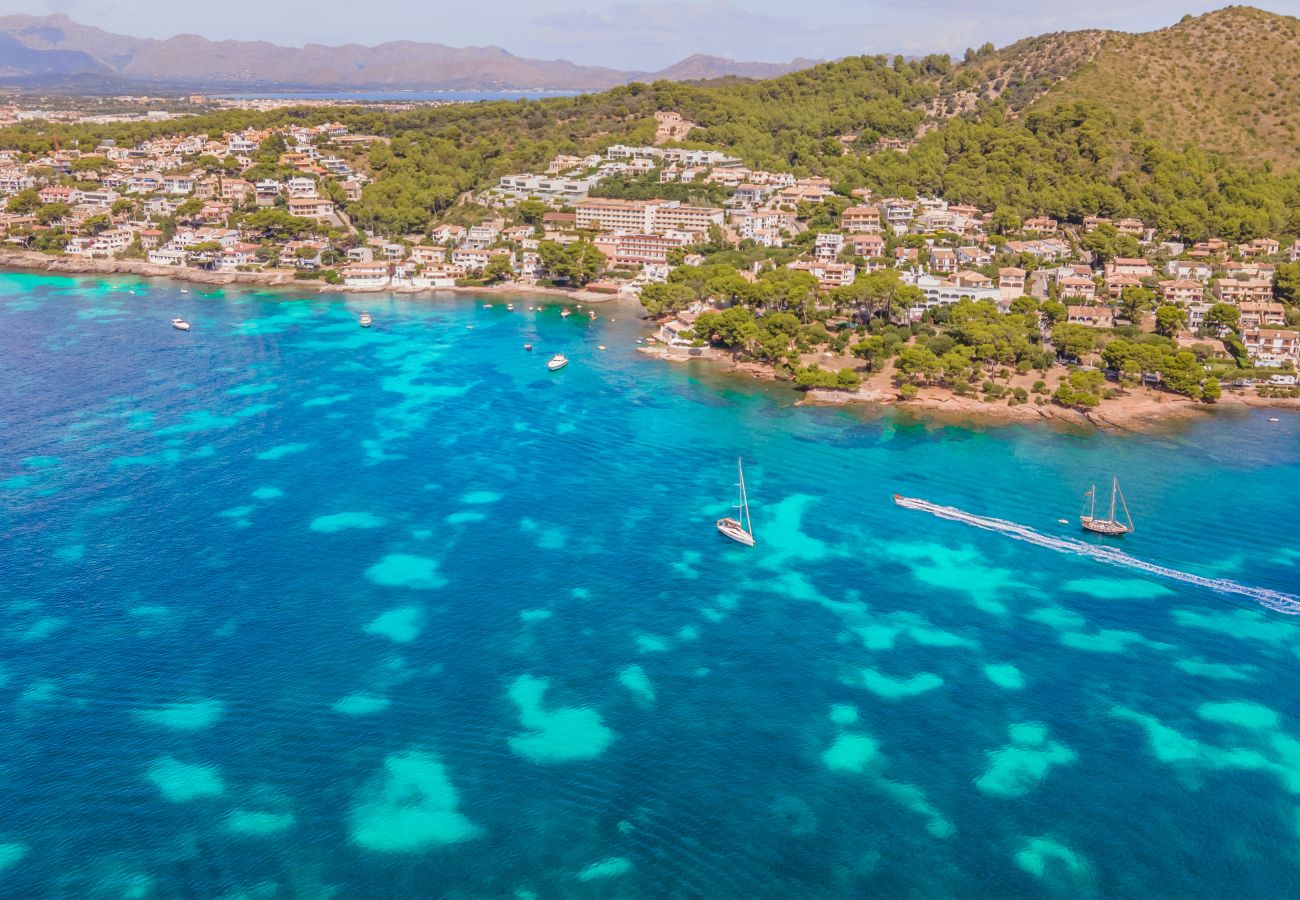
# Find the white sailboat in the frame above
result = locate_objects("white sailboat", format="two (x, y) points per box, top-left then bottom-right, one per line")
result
(716, 458), (755, 547)
(1080, 477), (1134, 536)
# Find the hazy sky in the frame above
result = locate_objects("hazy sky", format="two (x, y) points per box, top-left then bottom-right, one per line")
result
(23, 0), (1300, 70)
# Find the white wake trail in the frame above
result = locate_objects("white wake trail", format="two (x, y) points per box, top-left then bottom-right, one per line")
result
(892, 495), (1300, 615)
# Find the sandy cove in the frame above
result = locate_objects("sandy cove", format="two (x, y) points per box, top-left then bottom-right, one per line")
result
(0, 250), (616, 302)
(637, 343), (1300, 430)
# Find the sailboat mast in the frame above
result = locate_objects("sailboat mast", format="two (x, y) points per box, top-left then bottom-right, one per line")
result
(1108, 477), (1118, 524)
(1117, 480), (1133, 531)
(738, 458), (752, 535)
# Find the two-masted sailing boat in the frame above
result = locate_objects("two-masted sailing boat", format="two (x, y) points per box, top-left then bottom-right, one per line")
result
(1080, 477), (1134, 536)
(716, 458), (755, 546)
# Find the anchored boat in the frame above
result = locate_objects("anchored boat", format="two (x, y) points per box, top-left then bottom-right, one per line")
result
(547, 353), (569, 372)
(359, 311), (372, 328)
(171, 317), (191, 331)
(716, 458), (755, 547)
(1081, 477), (1133, 536)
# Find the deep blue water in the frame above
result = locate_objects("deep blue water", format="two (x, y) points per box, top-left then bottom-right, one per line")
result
(2, 271), (1300, 897)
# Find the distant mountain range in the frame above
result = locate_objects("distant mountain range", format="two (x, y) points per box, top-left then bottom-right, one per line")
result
(0, 14), (818, 91)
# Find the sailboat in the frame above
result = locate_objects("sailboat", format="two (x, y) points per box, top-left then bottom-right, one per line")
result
(716, 458), (755, 547)
(1080, 477), (1133, 536)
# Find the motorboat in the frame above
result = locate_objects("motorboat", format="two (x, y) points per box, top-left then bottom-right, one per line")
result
(547, 353), (569, 372)
(359, 311), (372, 328)
(171, 318), (191, 331)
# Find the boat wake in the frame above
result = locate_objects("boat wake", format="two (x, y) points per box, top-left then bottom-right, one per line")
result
(893, 495), (1300, 615)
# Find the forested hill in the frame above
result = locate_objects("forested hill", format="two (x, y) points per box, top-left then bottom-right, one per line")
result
(1026, 7), (1300, 168)
(2, 6), (1299, 240)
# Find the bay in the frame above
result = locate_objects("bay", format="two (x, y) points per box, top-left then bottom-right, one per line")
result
(1, 271), (1298, 896)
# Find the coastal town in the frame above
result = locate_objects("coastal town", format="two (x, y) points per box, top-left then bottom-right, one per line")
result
(0, 110), (1298, 422)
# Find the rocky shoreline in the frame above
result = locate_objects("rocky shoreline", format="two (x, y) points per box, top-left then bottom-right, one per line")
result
(636, 342), (1300, 430)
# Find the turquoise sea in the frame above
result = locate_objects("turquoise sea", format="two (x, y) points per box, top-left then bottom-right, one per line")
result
(2, 271), (1300, 897)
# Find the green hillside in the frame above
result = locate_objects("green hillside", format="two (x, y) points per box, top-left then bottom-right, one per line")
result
(1031, 6), (1300, 167)
(2, 6), (1299, 240)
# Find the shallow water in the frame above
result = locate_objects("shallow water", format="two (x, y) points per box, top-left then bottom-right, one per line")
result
(2, 272), (1300, 896)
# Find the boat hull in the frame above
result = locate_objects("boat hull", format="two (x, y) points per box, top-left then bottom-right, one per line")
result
(716, 517), (755, 547)
(1080, 517), (1132, 536)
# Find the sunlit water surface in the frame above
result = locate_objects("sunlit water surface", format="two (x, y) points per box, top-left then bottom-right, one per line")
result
(2, 272), (1299, 897)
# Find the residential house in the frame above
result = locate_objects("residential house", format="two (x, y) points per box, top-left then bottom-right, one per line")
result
(1158, 279), (1204, 306)
(790, 260), (856, 288)
(1106, 258), (1154, 278)
(951, 270), (994, 291)
(814, 232), (845, 260)
(429, 224), (465, 245)
(998, 267), (1026, 297)
(955, 245), (992, 268)
(451, 248), (490, 270)
(1059, 276), (1097, 301)
(848, 233), (885, 259)
(1239, 302), (1287, 328)
(1238, 238), (1280, 257)
(1243, 329), (1300, 365)
(340, 262), (390, 288)
(1213, 278), (1273, 305)
(1166, 259), (1213, 283)
(1105, 274), (1143, 300)
(842, 206), (882, 233)
(1067, 305), (1114, 328)
(147, 248), (188, 266)
(732, 184), (771, 207)
(905, 272), (1001, 310)
(162, 175), (195, 194)
(286, 197), (336, 223)
(929, 247), (957, 274)
(410, 245), (447, 266)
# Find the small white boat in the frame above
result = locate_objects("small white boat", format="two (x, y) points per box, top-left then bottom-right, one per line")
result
(484, 303), (494, 309)
(507, 304), (515, 311)
(524, 343), (534, 351)
(560, 308), (572, 319)
(598, 345), (607, 351)
(547, 353), (569, 372)
(1268, 417), (1280, 423)
(359, 311), (372, 328)
(171, 318), (191, 331)
(466, 325), (474, 330)
(180, 289), (189, 294)
(716, 458), (755, 547)
(588, 311), (597, 320)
